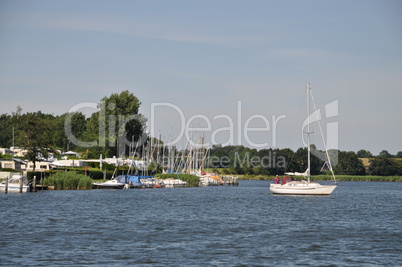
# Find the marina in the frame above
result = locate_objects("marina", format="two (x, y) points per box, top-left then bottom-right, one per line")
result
(0, 173), (238, 192)
(0, 1), (400, 266)
(90, 174), (238, 189)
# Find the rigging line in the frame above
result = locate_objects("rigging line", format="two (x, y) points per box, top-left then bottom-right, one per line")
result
(284, 85), (306, 172)
(310, 87), (337, 183)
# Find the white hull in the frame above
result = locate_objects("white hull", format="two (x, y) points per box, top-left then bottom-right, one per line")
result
(140, 179), (162, 188)
(92, 178), (126, 189)
(0, 175), (31, 193)
(199, 176), (220, 186)
(270, 182), (336, 195)
(0, 184), (30, 193)
(162, 179), (187, 188)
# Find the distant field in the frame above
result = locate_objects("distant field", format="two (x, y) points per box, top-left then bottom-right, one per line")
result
(359, 158), (371, 167)
(359, 157), (402, 167)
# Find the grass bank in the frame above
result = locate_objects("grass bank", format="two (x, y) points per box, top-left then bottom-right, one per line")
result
(312, 175), (402, 182)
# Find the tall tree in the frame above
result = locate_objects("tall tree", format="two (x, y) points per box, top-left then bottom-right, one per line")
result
(0, 114), (13, 147)
(334, 151), (366, 175)
(83, 91), (146, 158)
(17, 112), (52, 171)
(55, 112), (87, 151)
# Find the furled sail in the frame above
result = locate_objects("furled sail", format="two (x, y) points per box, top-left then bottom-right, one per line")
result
(284, 169), (308, 177)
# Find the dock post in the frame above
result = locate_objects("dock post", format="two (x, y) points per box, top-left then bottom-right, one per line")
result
(5, 177), (8, 193)
(33, 176), (37, 192)
(19, 176), (23, 193)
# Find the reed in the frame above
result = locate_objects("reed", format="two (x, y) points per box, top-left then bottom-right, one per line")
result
(44, 172), (93, 190)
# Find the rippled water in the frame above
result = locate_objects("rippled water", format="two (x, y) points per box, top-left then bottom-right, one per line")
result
(1, 181), (401, 266)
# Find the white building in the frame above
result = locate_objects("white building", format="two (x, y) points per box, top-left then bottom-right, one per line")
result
(50, 159), (86, 168)
(0, 158), (24, 170)
(0, 148), (14, 156)
(25, 161), (52, 171)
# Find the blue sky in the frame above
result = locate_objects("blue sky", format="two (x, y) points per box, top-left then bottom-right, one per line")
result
(0, 0), (401, 154)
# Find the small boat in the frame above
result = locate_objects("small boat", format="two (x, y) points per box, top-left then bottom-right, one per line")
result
(198, 174), (223, 186)
(140, 177), (163, 188)
(0, 175), (31, 193)
(270, 83), (337, 195)
(126, 175), (143, 188)
(162, 178), (187, 188)
(92, 175), (127, 189)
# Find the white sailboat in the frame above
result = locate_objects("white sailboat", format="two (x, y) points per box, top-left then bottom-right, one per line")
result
(270, 83), (337, 195)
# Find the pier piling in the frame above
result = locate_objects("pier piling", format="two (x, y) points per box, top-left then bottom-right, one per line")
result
(5, 177), (8, 193)
(19, 176), (23, 193)
(33, 176), (37, 192)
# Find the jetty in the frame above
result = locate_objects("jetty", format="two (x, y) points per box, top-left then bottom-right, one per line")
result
(222, 176), (239, 186)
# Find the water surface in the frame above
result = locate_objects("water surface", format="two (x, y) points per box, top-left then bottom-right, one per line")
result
(1, 181), (401, 266)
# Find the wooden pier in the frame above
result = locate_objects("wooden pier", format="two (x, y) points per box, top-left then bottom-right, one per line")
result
(222, 176), (239, 186)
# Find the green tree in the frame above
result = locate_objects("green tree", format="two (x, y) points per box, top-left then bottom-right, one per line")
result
(0, 114), (13, 147)
(291, 147), (322, 175)
(53, 112), (87, 151)
(334, 151), (366, 175)
(379, 150), (392, 158)
(0, 106), (24, 148)
(368, 156), (400, 176)
(17, 112), (52, 171)
(81, 91), (146, 158)
(357, 149), (373, 158)
(100, 91), (146, 156)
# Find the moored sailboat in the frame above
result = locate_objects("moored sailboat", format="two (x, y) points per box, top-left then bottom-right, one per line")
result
(270, 83), (337, 195)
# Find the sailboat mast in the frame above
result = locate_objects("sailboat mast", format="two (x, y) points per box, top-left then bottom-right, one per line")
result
(200, 134), (205, 173)
(307, 82), (311, 183)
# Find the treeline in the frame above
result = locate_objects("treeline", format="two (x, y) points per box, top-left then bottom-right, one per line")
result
(1, 90), (401, 177)
(207, 145), (402, 176)
(0, 91), (146, 166)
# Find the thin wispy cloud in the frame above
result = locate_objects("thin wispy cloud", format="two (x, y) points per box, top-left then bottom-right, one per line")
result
(11, 13), (272, 48)
(273, 48), (326, 58)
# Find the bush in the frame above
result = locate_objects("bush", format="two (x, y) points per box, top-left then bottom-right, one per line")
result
(85, 161), (118, 170)
(0, 168), (19, 172)
(54, 167), (132, 180)
(44, 172), (93, 190)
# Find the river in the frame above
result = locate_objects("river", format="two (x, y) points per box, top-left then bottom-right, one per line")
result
(1, 180), (401, 266)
